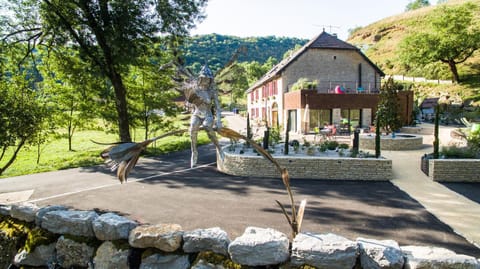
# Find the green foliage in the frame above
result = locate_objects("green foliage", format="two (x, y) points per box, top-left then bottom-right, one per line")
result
(269, 126), (281, 145)
(125, 45), (178, 141)
(463, 122), (480, 155)
(6, 0), (207, 142)
(0, 216), (56, 255)
(405, 0), (430, 11)
(39, 47), (102, 151)
(338, 143), (349, 149)
(325, 140), (339, 150)
(0, 59), (47, 175)
(182, 34), (307, 74)
(215, 61), (249, 106)
(441, 145), (478, 159)
(240, 57), (278, 86)
(194, 251), (244, 269)
(291, 78), (318, 91)
(376, 77), (402, 134)
(0, 126), (208, 178)
(0, 216), (31, 238)
(399, 2), (480, 82)
(24, 227), (57, 253)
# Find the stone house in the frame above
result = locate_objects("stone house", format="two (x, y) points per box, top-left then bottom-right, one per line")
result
(246, 31), (413, 134)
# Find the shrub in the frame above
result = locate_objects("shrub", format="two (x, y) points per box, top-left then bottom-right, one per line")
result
(326, 140), (339, 150)
(441, 146), (477, 159)
(338, 143), (349, 149)
(291, 78), (318, 91)
(318, 143), (328, 152)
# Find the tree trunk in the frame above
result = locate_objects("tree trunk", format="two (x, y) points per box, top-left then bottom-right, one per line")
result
(109, 71), (132, 142)
(447, 60), (460, 83)
(0, 138), (27, 176)
(144, 116), (149, 141)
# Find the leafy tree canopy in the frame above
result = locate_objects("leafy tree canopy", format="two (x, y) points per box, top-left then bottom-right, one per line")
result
(405, 0), (430, 11)
(182, 34), (307, 74)
(399, 2), (480, 83)
(3, 0), (207, 142)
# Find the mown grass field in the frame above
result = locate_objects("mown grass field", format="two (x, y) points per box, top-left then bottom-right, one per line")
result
(0, 128), (210, 179)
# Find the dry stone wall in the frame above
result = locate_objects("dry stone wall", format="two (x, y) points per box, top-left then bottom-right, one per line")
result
(217, 151), (392, 181)
(428, 159), (480, 182)
(1, 203), (479, 268)
(359, 134), (423, 151)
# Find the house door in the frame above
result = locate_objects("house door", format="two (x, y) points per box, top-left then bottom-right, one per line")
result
(271, 102), (278, 127)
(288, 110), (297, 132)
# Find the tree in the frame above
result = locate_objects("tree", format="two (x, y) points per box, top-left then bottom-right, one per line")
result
(376, 77), (402, 134)
(215, 62), (249, 108)
(400, 2), (480, 83)
(5, 0), (207, 142)
(0, 67), (46, 176)
(126, 45), (177, 141)
(405, 0), (430, 11)
(240, 57), (277, 86)
(39, 47), (103, 151)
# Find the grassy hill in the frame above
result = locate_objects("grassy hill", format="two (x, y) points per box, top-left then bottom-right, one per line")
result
(347, 0), (480, 105)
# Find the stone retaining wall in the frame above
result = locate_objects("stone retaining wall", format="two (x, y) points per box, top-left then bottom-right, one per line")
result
(428, 159), (480, 182)
(1, 203), (478, 269)
(359, 134), (423, 151)
(217, 151), (392, 181)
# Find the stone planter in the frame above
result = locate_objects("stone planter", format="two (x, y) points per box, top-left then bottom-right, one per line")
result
(218, 146), (392, 181)
(426, 158), (480, 182)
(359, 133), (423, 151)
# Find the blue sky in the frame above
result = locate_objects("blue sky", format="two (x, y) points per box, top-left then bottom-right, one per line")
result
(190, 0), (415, 40)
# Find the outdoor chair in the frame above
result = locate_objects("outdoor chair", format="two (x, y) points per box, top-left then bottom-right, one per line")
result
(326, 125), (336, 139)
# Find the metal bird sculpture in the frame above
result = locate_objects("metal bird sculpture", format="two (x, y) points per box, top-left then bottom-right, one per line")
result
(98, 129), (187, 183)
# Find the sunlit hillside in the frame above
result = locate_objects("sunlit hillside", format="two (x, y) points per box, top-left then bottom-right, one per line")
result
(347, 0), (480, 105)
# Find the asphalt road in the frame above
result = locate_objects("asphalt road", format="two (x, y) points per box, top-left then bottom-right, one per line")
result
(1, 143), (480, 257)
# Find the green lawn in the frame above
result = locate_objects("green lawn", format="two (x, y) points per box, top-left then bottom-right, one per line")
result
(0, 129), (210, 178)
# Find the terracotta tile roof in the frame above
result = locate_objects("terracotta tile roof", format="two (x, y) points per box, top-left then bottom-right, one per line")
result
(246, 31), (384, 93)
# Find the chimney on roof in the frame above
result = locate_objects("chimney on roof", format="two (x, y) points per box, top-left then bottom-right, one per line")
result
(332, 33), (338, 38)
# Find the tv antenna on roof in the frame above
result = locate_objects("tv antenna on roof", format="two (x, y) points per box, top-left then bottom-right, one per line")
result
(313, 24), (340, 33)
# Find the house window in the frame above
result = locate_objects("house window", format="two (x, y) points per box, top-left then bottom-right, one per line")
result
(309, 109), (331, 130)
(251, 108), (255, 117)
(340, 109), (362, 133)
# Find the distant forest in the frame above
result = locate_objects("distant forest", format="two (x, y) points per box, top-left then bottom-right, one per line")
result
(181, 34), (308, 74)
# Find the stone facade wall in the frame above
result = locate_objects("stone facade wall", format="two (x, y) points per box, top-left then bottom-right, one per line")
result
(359, 134), (423, 151)
(428, 159), (480, 182)
(282, 49), (381, 92)
(1, 203), (478, 269)
(217, 151), (392, 181)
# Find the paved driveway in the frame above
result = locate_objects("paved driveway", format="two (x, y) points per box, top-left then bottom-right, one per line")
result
(1, 143), (479, 257)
